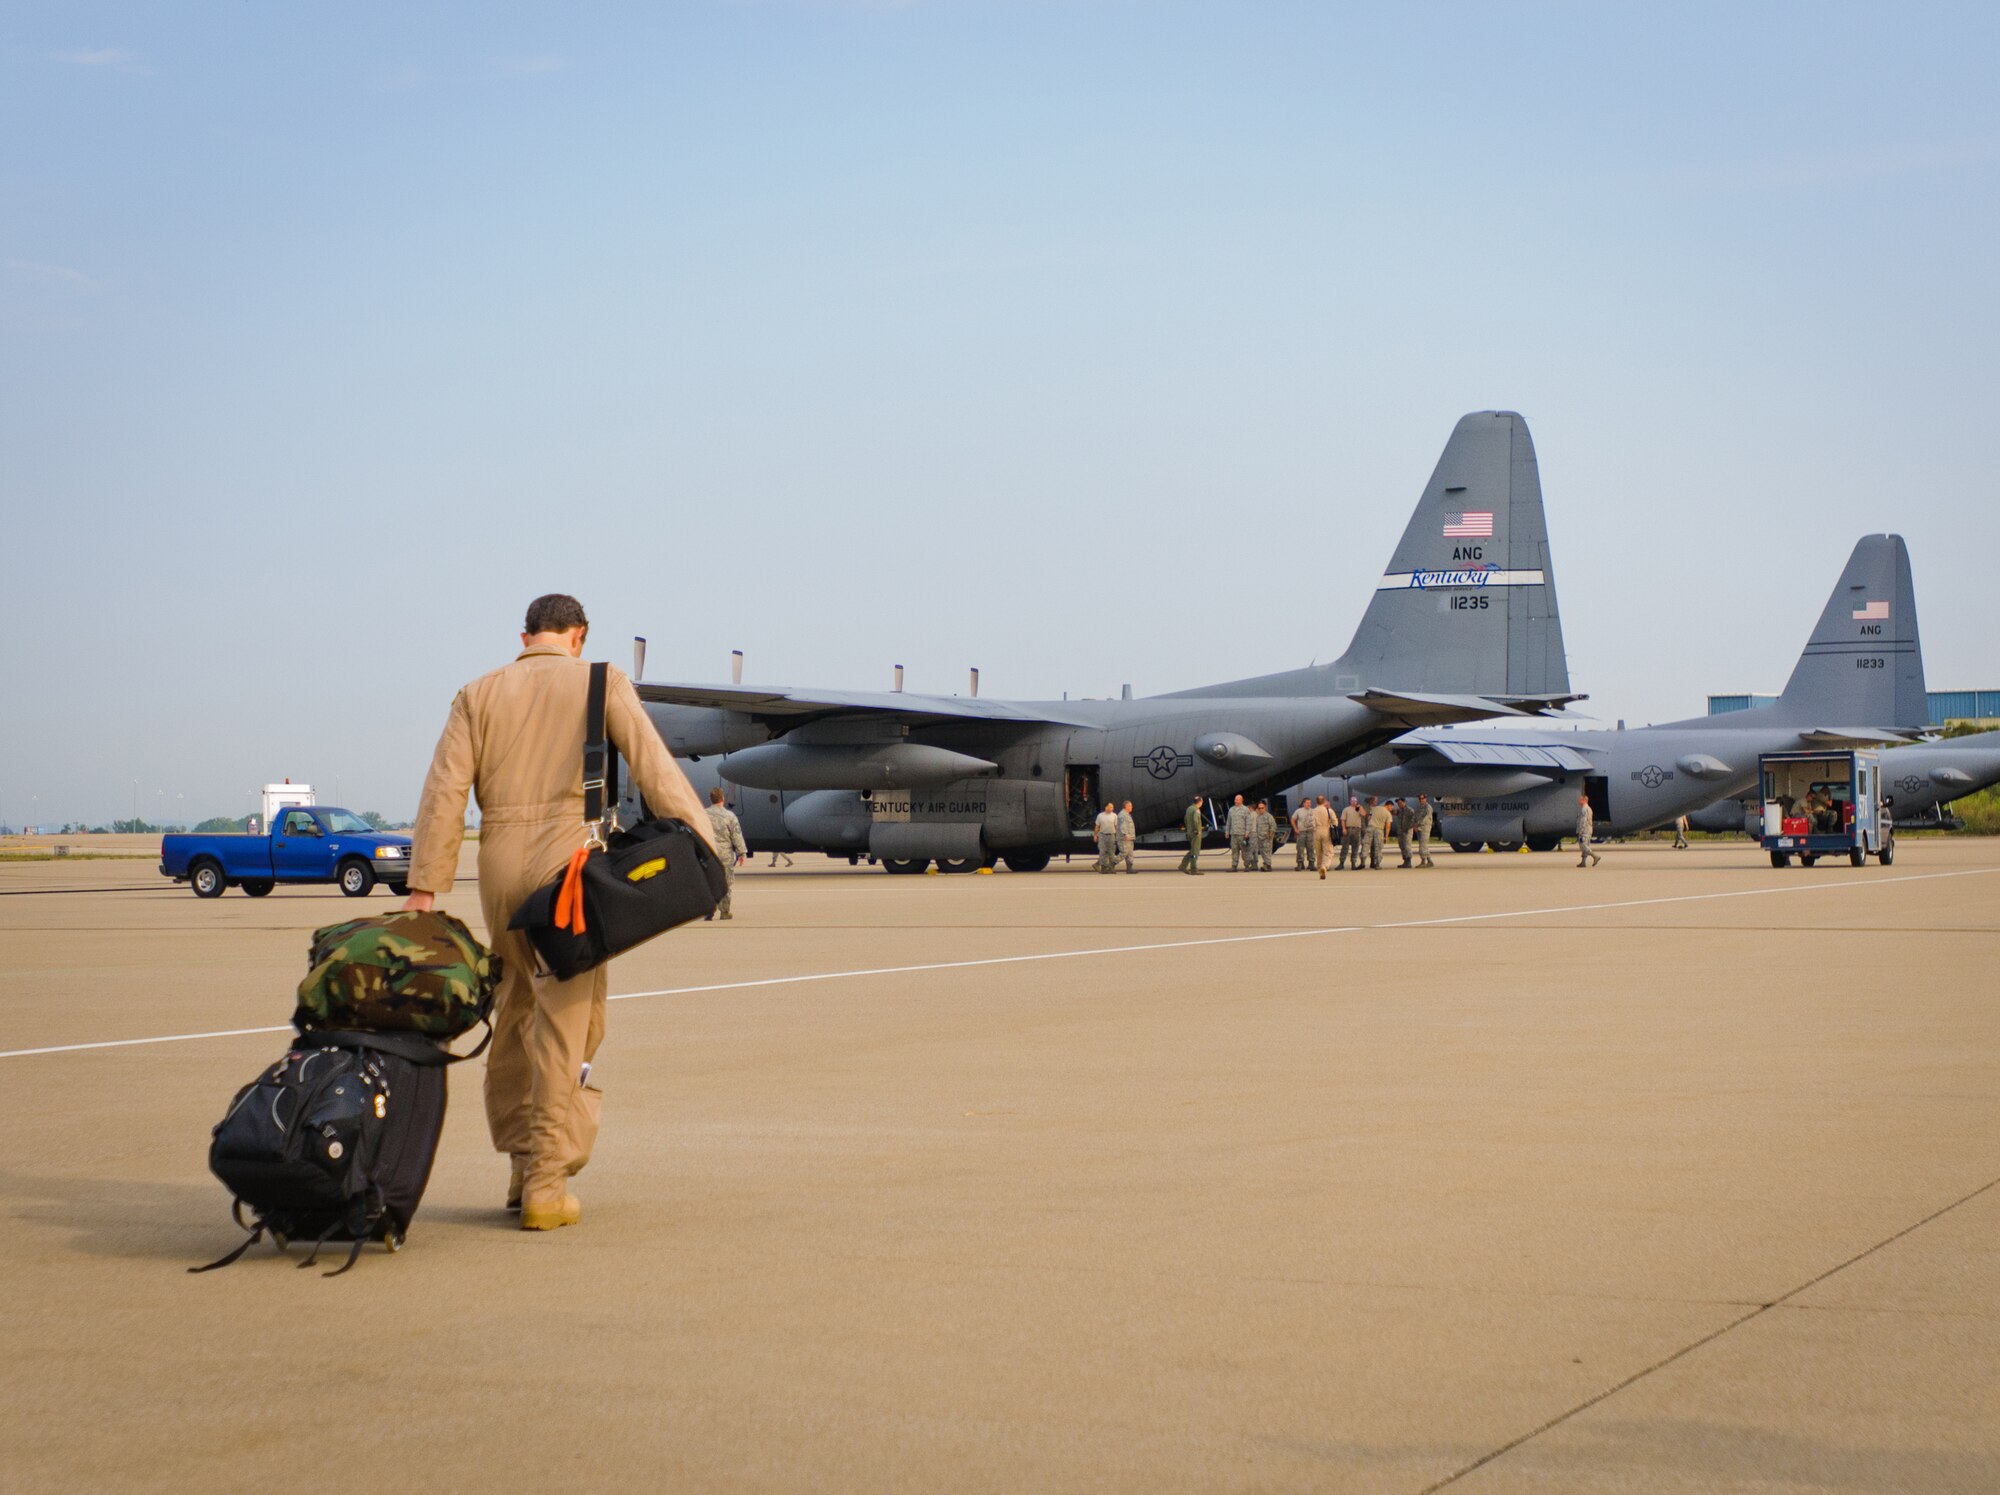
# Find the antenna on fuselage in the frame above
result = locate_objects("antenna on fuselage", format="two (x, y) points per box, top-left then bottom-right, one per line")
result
(731, 650), (744, 685)
(894, 664), (905, 693)
(970, 667), (979, 698)
(633, 637), (647, 680)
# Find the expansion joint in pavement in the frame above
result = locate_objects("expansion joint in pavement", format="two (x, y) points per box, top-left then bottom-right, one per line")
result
(1416, 1170), (2000, 1492)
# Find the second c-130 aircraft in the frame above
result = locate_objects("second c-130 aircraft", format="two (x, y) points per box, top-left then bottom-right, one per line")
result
(1299, 533), (1932, 850)
(630, 412), (1578, 871)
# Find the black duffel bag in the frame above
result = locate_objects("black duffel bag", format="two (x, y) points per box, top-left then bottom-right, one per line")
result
(509, 663), (728, 980)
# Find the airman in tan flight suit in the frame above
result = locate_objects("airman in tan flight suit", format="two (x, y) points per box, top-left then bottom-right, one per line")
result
(1313, 795), (1338, 880)
(407, 594), (716, 1232)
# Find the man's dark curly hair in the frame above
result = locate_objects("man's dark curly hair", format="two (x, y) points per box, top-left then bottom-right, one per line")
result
(524, 593), (589, 635)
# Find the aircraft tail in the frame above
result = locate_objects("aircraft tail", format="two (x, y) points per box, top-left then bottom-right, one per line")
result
(1329, 410), (1569, 696)
(1172, 411), (1570, 701)
(1769, 534), (1927, 728)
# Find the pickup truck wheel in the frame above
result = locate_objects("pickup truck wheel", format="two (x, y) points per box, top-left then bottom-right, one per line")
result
(191, 860), (227, 898)
(338, 859), (376, 897)
(1769, 851), (1790, 868)
(240, 879), (275, 897)
(1879, 838), (1895, 866)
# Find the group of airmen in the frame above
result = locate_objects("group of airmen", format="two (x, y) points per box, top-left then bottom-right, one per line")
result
(1086, 791), (1442, 876)
(1285, 792), (1438, 877)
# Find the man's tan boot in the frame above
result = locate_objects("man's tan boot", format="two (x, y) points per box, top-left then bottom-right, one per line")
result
(505, 1157), (526, 1212)
(520, 1192), (582, 1231)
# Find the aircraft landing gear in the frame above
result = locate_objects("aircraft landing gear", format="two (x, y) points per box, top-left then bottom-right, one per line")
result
(1001, 853), (1051, 873)
(881, 857), (929, 875)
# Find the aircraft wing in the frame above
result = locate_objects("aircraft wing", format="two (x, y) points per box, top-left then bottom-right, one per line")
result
(634, 680), (1097, 729)
(1347, 689), (1580, 727)
(1391, 737), (1598, 773)
(1799, 727), (1929, 746)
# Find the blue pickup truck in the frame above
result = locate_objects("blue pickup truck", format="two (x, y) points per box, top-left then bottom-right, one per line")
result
(160, 807), (415, 899)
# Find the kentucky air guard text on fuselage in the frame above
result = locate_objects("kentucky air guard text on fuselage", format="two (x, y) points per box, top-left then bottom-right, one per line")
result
(632, 412), (1579, 871)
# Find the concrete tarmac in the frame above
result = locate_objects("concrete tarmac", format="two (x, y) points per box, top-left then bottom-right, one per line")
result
(3, 840), (1997, 1492)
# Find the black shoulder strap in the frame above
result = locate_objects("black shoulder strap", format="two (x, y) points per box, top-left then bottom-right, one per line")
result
(583, 662), (608, 827)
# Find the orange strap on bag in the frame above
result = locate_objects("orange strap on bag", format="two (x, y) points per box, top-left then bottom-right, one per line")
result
(553, 847), (592, 935)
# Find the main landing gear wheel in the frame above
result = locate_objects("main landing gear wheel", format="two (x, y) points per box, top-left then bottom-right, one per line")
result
(338, 859), (376, 897)
(935, 858), (980, 874)
(1449, 841), (1480, 855)
(240, 879), (275, 897)
(191, 860), (227, 898)
(881, 857), (929, 875)
(1770, 850), (1791, 868)
(1525, 837), (1562, 853)
(1486, 840), (1523, 854)
(1001, 853), (1051, 873)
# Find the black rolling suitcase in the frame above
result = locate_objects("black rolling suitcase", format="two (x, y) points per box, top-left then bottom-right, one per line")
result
(191, 1031), (449, 1276)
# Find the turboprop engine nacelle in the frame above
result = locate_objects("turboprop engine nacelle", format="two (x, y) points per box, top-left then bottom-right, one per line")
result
(721, 741), (1000, 792)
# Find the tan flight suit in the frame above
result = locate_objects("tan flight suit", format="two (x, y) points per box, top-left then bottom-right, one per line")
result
(1114, 809), (1136, 872)
(1312, 803), (1338, 879)
(410, 645), (715, 1210)
(1367, 802), (1392, 869)
(705, 802), (748, 917)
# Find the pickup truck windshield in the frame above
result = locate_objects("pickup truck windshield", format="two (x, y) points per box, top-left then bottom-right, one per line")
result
(319, 810), (375, 833)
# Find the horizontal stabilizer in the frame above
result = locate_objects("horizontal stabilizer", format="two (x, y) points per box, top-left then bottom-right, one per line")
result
(635, 681), (1095, 729)
(1348, 689), (1529, 727)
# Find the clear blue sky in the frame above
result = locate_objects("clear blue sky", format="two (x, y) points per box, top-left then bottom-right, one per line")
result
(3, 2), (1994, 826)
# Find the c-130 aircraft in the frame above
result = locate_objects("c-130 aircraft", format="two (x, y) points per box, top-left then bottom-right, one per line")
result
(629, 412), (1579, 871)
(1299, 533), (1931, 850)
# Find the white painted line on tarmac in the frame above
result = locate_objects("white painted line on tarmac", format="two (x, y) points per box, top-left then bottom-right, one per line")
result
(4, 865), (1993, 1061)
(606, 865), (1999, 1004)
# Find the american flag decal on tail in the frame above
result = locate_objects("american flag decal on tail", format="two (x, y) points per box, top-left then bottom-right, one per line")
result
(1852, 600), (1889, 620)
(1443, 511), (1493, 537)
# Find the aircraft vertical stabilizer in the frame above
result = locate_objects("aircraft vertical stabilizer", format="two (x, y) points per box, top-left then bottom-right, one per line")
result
(1172, 411), (1570, 702)
(1332, 411), (1568, 696)
(1770, 534), (1927, 729)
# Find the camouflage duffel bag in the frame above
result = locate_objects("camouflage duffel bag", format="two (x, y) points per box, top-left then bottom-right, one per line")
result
(294, 910), (501, 1046)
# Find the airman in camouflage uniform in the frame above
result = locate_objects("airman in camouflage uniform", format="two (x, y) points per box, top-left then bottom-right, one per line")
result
(1366, 796), (1392, 869)
(1115, 801), (1137, 873)
(705, 787), (749, 918)
(1576, 790), (1602, 867)
(1392, 797), (1415, 867)
(1292, 802), (1316, 871)
(1341, 797), (1366, 871)
(1179, 795), (1206, 874)
(1414, 793), (1436, 868)
(1252, 800), (1277, 871)
(1225, 794), (1252, 871)
(1093, 802), (1120, 873)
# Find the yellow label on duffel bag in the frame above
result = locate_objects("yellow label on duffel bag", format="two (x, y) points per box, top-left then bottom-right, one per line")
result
(627, 858), (667, 882)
